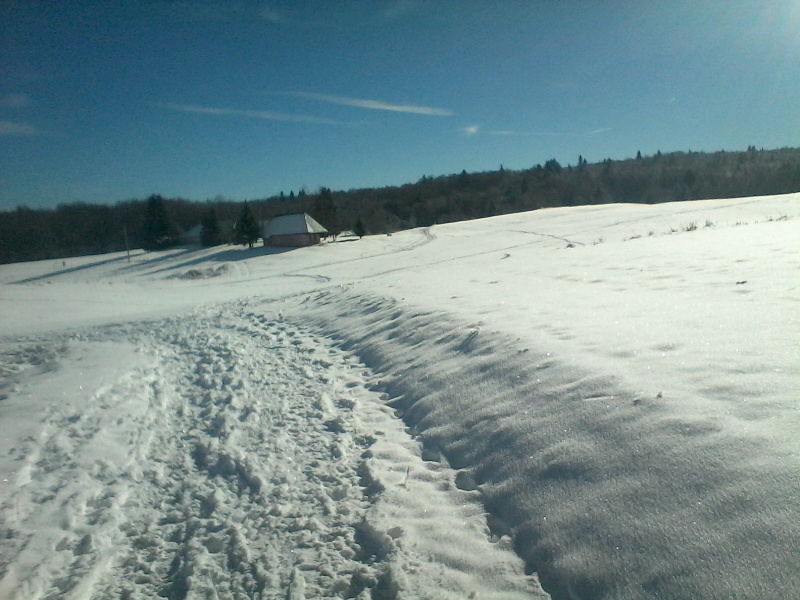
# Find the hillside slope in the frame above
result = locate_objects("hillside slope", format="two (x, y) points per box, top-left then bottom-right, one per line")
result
(1, 193), (798, 599)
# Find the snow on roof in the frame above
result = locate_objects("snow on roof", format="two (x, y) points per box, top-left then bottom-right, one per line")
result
(263, 213), (327, 237)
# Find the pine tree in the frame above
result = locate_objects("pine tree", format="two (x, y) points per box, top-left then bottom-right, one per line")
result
(353, 216), (367, 239)
(142, 194), (180, 250)
(200, 207), (222, 247)
(235, 201), (261, 248)
(544, 158), (562, 174)
(314, 187), (340, 238)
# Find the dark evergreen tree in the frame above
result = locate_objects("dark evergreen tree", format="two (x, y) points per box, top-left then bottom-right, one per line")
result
(544, 158), (562, 174)
(314, 187), (341, 238)
(3, 146), (800, 265)
(353, 216), (367, 239)
(234, 201), (261, 248)
(200, 207), (222, 247)
(142, 194), (180, 250)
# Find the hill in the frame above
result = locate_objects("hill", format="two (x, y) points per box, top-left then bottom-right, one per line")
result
(1, 193), (798, 598)
(2, 146), (800, 264)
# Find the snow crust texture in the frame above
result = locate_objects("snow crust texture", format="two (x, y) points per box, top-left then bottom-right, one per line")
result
(1, 194), (799, 599)
(293, 290), (800, 599)
(0, 303), (543, 599)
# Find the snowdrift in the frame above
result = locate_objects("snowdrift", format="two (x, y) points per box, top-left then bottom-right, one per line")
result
(290, 289), (799, 598)
(1, 193), (798, 599)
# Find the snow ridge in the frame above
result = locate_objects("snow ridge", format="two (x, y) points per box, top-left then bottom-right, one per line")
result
(291, 288), (800, 600)
(1, 303), (543, 599)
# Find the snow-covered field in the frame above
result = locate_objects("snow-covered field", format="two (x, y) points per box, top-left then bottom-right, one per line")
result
(1, 194), (798, 599)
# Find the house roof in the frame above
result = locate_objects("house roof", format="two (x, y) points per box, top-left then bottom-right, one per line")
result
(263, 213), (327, 237)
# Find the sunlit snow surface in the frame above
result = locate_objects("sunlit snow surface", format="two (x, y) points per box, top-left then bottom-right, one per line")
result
(1, 194), (798, 599)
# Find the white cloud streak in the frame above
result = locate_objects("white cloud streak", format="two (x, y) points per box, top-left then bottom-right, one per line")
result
(163, 103), (349, 125)
(289, 92), (453, 116)
(460, 124), (561, 136)
(0, 120), (43, 136)
(379, 0), (421, 23)
(155, 2), (287, 24)
(260, 4), (286, 23)
(0, 93), (32, 109)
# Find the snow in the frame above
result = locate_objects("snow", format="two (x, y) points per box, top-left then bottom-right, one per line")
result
(1, 193), (798, 599)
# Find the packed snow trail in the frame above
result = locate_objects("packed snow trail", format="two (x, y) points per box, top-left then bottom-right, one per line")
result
(0, 301), (545, 599)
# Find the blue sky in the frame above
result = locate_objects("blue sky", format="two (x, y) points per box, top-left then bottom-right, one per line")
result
(1, 0), (799, 210)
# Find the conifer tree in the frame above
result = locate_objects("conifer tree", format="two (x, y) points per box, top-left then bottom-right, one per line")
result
(544, 158), (562, 174)
(200, 207), (222, 247)
(314, 187), (341, 238)
(142, 194), (180, 250)
(235, 201), (261, 248)
(353, 216), (367, 239)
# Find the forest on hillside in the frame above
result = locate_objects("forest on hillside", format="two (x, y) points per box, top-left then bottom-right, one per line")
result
(2, 146), (799, 264)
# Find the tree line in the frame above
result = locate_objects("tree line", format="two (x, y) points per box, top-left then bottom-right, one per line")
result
(2, 146), (799, 264)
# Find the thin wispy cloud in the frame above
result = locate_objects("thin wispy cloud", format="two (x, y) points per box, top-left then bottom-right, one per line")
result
(260, 4), (286, 23)
(0, 93), (32, 109)
(460, 124), (512, 136)
(590, 127), (613, 135)
(460, 124), (560, 136)
(289, 92), (453, 116)
(156, 2), (287, 24)
(159, 1), (242, 21)
(0, 120), (43, 136)
(163, 103), (350, 126)
(379, 0), (421, 23)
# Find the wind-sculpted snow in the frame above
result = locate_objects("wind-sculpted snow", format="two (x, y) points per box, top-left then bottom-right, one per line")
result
(1, 193), (798, 599)
(0, 303), (544, 599)
(290, 289), (800, 600)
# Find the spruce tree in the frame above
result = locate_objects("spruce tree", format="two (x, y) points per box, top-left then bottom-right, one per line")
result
(314, 187), (340, 238)
(353, 216), (367, 239)
(200, 207), (222, 247)
(142, 194), (180, 250)
(235, 201), (261, 248)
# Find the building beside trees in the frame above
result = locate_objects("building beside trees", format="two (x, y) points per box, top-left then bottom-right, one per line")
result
(263, 213), (328, 247)
(2, 146), (799, 264)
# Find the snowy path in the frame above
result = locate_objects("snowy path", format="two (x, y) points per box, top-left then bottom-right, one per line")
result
(0, 302), (544, 599)
(4, 195), (797, 599)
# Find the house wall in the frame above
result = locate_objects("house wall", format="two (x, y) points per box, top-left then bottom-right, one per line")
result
(266, 233), (321, 247)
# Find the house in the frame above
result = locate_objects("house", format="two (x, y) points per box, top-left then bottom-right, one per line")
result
(263, 213), (328, 247)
